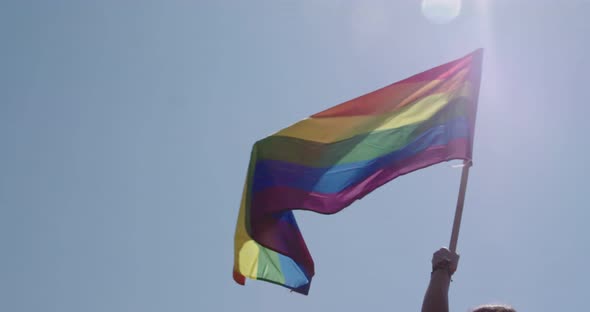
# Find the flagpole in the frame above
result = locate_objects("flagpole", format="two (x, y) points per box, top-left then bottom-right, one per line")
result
(449, 161), (471, 253)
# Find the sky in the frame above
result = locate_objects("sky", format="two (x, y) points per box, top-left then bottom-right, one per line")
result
(2, 1), (590, 311)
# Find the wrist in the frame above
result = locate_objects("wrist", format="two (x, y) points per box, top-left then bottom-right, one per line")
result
(431, 260), (453, 279)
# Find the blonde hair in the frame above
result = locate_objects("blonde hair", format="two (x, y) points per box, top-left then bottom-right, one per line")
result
(472, 304), (516, 312)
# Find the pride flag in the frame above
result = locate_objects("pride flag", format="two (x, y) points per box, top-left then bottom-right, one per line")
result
(233, 50), (483, 294)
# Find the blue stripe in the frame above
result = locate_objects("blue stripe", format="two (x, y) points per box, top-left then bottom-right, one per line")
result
(252, 117), (469, 194)
(278, 254), (310, 289)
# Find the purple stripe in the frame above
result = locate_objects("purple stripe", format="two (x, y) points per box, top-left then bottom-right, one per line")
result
(249, 138), (470, 276)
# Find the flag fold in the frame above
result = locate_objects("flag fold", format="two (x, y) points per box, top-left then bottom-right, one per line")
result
(233, 49), (483, 294)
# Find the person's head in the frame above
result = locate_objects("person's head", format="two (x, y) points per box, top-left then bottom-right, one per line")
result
(472, 304), (516, 312)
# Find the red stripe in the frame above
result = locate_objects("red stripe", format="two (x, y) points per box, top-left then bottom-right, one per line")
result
(233, 270), (246, 285)
(312, 50), (481, 118)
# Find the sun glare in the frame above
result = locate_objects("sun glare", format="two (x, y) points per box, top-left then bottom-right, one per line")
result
(421, 0), (462, 24)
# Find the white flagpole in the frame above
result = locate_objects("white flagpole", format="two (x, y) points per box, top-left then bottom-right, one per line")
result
(449, 161), (471, 253)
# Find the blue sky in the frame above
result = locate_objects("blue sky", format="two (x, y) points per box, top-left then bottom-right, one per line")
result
(2, 1), (590, 311)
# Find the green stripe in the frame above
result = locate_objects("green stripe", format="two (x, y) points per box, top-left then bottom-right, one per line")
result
(246, 138), (286, 284)
(256, 97), (470, 167)
(256, 247), (285, 284)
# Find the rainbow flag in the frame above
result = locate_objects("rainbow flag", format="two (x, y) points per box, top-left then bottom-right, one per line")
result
(233, 50), (483, 294)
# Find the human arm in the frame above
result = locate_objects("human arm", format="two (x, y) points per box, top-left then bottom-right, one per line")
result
(421, 248), (459, 312)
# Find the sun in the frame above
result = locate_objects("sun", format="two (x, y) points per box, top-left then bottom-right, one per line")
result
(421, 0), (462, 24)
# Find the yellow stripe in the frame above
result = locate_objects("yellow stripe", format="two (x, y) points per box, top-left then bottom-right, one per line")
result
(275, 82), (474, 143)
(233, 68), (476, 279)
(238, 240), (260, 279)
(234, 183), (259, 280)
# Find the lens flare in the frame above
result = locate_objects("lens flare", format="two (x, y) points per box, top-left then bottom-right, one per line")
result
(421, 0), (462, 24)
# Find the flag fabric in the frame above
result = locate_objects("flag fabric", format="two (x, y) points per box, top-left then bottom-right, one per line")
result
(233, 49), (483, 294)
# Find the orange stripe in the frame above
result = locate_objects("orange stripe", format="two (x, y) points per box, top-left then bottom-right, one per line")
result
(274, 82), (474, 143)
(312, 50), (480, 118)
